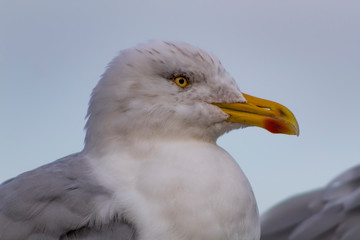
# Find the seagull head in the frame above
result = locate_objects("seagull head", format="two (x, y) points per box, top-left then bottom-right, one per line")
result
(84, 41), (299, 151)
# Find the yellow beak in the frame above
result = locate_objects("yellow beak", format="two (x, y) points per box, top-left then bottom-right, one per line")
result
(213, 93), (299, 136)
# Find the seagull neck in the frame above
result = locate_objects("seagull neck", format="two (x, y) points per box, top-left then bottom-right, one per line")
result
(82, 134), (216, 159)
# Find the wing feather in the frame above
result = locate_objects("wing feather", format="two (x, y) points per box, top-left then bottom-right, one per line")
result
(0, 153), (135, 240)
(261, 165), (360, 240)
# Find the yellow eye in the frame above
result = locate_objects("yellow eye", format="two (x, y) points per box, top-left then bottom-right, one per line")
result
(172, 75), (189, 88)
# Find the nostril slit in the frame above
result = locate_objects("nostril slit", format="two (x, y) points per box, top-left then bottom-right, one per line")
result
(261, 107), (271, 111)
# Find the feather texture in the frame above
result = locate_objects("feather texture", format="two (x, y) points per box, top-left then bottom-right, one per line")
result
(261, 166), (360, 240)
(0, 153), (135, 239)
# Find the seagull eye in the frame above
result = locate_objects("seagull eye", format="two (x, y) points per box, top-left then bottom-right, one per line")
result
(172, 75), (189, 88)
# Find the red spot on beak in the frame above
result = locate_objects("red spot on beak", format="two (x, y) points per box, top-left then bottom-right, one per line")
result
(264, 118), (287, 134)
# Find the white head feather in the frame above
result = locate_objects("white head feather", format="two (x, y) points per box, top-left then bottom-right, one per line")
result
(84, 41), (246, 152)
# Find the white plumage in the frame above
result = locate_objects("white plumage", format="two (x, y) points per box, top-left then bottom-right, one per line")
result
(85, 41), (259, 240)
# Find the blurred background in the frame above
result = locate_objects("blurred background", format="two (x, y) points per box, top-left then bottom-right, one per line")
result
(1, 0), (359, 214)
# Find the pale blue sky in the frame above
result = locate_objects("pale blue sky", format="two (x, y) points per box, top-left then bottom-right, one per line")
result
(1, 0), (359, 213)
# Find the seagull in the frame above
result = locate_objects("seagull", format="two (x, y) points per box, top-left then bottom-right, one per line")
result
(260, 165), (360, 240)
(0, 41), (299, 240)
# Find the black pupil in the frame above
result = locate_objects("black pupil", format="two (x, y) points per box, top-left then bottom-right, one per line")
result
(178, 78), (185, 85)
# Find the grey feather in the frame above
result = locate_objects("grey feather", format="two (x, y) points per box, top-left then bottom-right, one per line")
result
(61, 221), (136, 240)
(0, 153), (136, 240)
(260, 165), (360, 240)
(260, 189), (324, 236)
